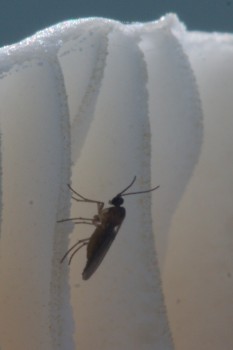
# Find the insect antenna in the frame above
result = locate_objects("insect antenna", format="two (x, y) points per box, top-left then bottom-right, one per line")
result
(118, 176), (137, 195)
(121, 184), (160, 197)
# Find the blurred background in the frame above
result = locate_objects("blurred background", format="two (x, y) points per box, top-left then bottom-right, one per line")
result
(1, 0), (233, 46)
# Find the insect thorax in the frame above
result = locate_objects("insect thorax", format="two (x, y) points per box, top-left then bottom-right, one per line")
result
(101, 206), (126, 226)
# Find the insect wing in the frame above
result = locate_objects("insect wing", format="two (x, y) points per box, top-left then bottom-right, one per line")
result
(82, 225), (121, 280)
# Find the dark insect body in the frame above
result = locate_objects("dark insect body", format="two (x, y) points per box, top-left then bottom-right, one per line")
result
(58, 176), (159, 280)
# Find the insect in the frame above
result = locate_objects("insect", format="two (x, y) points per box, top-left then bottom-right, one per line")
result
(58, 176), (159, 280)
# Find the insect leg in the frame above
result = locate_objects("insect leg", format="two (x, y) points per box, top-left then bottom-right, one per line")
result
(58, 217), (96, 223)
(68, 242), (88, 265)
(60, 238), (89, 263)
(58, 216), (101, 227)
(67, 184), (104, 209)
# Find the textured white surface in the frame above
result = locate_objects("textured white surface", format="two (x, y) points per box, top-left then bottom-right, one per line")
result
(0, 13), (232, 350)
(164, 28), (233, 350)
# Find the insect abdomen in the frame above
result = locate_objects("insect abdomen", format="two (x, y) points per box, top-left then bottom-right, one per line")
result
(82, 225), (117, 280)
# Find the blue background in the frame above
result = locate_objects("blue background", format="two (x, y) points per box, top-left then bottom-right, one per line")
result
(1, 0), (233, 46)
